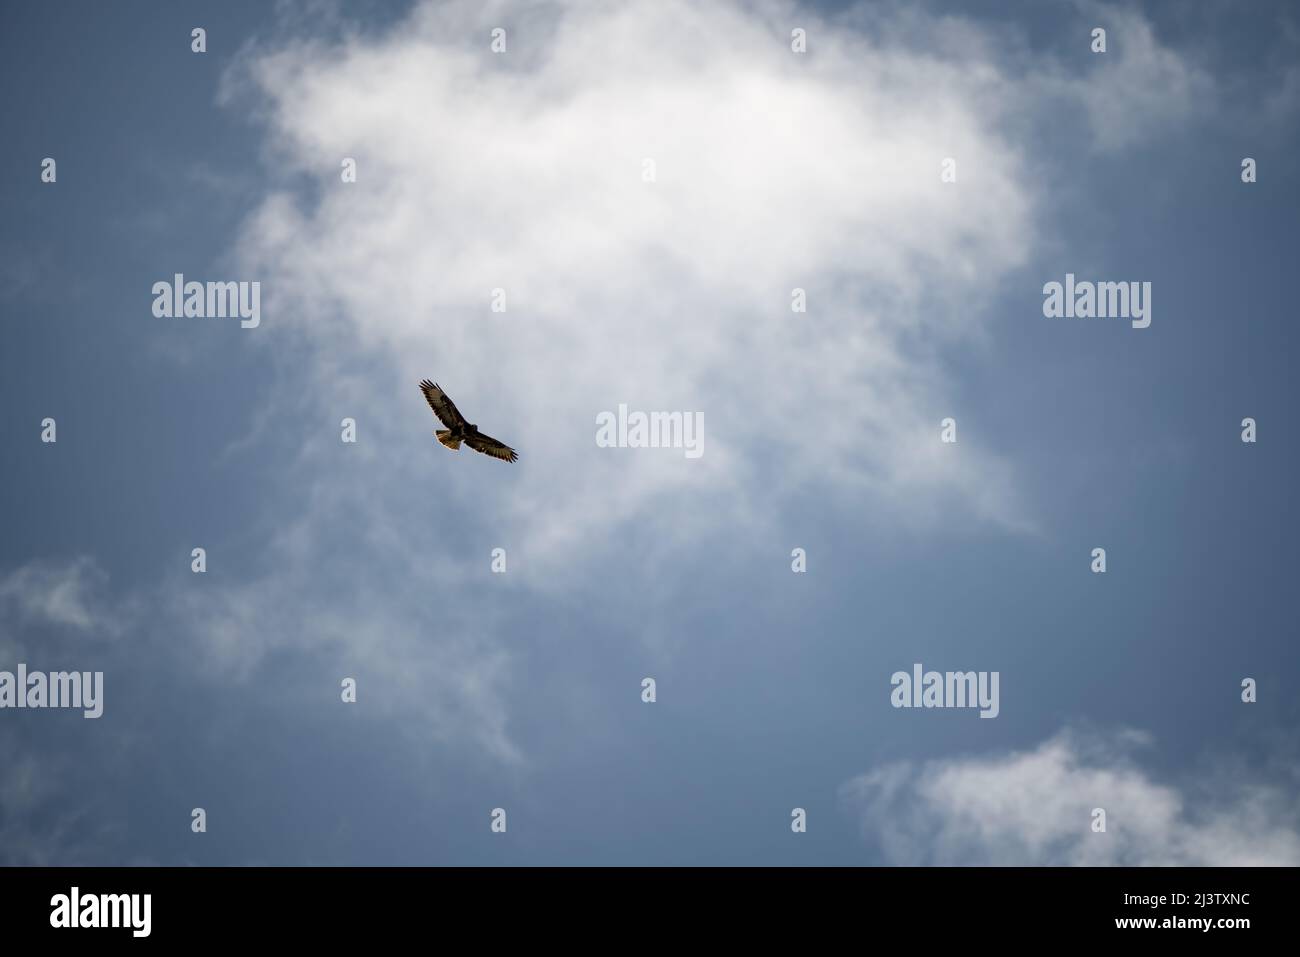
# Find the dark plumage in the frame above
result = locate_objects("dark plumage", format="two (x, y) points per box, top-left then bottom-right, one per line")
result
(419, 380), (518, 463)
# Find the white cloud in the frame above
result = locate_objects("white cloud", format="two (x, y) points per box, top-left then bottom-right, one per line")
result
(224, 0), (1045, 565)
(841, 727), (1300, 865)
(193, 0), (1214, 759)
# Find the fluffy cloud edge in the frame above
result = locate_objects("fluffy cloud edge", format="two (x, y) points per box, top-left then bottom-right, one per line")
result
(840, 726), (1300, 866)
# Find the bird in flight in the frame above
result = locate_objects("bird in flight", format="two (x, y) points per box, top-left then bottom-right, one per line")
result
(419, 380), (518, 463)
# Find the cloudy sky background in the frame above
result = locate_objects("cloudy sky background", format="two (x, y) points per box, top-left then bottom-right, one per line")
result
(2, 0), (1299, 864)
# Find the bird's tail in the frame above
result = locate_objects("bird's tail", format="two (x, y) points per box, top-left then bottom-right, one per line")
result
(436, 430), (461, 450)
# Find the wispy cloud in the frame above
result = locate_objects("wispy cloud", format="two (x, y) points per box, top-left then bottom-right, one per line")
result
(0, 556), (121, 644)
(0, 559), (128, 864)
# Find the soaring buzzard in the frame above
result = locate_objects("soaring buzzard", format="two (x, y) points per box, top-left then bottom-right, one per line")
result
(419, 380), (518, 463)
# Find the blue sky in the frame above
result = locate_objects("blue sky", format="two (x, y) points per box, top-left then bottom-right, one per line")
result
(2, 0), (1299, 865)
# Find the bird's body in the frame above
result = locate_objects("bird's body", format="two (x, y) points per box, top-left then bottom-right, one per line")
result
(419, 380), (518, 463)
(434, 421), (479, 450)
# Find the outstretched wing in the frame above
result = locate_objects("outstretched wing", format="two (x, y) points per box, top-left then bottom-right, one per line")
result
(465, 432), (518, 463)
(419, 380), (466, 429)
